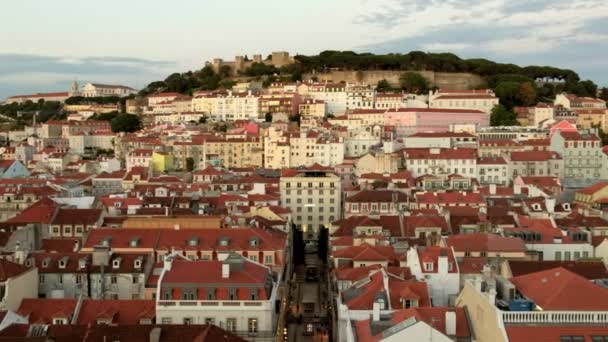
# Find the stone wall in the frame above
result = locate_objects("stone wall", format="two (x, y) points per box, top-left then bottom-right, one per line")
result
(303, 70), (485, 90)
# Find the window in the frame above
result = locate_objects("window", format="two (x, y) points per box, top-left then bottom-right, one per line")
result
(555, 251), (562, 260)
(424, 263), (434, 272)
(110, 276), (117, 284)
(205, 318), (215, 325)
(480, 251), (487, 257)
(161, 317), (172, 324)
(39, 275), (45, 284)
(404, 299), (417, 308)
(564, 251), (571, 261)
(183, 317), (193, 324)
(464, 251), (471, 257)
(76, 275), (83, 284)
(248, 318), (258, 333)
(249, 255), (258, 262)
(226, 318), (237, 332)
(264, 255), (273, 264)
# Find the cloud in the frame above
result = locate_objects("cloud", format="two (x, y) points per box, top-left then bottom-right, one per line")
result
(355, 0), (608, 85)
(0, 54), (176, 99)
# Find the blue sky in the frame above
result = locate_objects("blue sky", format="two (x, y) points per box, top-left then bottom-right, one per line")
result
(1, 0), (607, 99)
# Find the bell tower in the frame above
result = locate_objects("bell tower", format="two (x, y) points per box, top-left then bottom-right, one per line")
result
(69, 80), (80, 97)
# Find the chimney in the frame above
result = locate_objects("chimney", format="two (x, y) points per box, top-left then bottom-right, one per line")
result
(513, 184), (521, 195)
(163, 255), (173, 271)
(489, 183), (496, 195)
(149, 327), (162, 342)
(372, 302), (381, 322)
(445, 310), (456, 336)
(438, 249), (449, 275)
(73, 240), (80, 252)
(222, 263), (230, 279)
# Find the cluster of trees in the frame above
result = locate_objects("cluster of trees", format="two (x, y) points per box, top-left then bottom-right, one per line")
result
(0, 100), (63, 126)
(110, 113), (141, 133)
(65, 96), (121, 105)
(138, 65), (237, 97)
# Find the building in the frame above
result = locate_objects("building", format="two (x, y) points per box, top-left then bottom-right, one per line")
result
(549, 130), (602, 180)
(508, 151), (563, 178)
(208, 51), (295, 75)
(152, 151), (174, 172)
(4, 92), (69, 104)
(298, 99), (326, 118)
(406, 247), (460, 306)
(385, 108), (489, 136)
(280, 164), (342, 234)
(0, 259), (38, 311)
(403, 148), (477, 178)
(429, 89), (499, 114)
(81, 83), (137, 97)
(554, 93), (606, 110)
(155, 253), (278, 341)
(192, 91), (260, 121)
(0, 160), (30, 179)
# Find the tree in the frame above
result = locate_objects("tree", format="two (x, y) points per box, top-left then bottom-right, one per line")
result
(490, 104), (519, 126)
(494, 81), (521, 110)
(93, 111), (119, 121)
(218, 65), (232, 78)
(264, 112), (273, 122)
(186, 157), (195, 172)
(517, 82), (537, 106)
(198, 116), (207, 124)
(376, 79), (392, 92)
(600, 88), (608, 102)
(110, 113), (141, 133)
(399, 72), (429, 94)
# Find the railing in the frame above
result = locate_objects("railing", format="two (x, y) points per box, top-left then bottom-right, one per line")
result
(502, 311), (608, 325)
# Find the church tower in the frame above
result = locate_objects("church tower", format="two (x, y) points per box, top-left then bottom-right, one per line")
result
(69, 80), (80, 97)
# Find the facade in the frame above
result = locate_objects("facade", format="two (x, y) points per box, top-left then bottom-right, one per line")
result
(549, 130), (602, 180)
(81, 83), (137, 97)
(155, 253), (278, 341)
(280, 164), (342, 233)
(0, 259), (38, 311)
(192, 91), (260, 121)
(403, 148), (477, 178)
(429, 89), (499, 114)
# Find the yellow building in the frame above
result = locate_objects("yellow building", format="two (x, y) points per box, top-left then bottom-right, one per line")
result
(152, 151), (174, 172)
(574, 182), (608, 209)
(204, 137), (264, 168)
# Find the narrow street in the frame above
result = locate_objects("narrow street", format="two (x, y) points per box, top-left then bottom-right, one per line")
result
(284, 249), (330, 342)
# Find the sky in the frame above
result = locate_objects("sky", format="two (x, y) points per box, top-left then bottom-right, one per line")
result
(1, 0), (607, 99)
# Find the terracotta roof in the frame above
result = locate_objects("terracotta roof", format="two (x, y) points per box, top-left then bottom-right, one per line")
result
(506, 326), (608, 342)
(17, 299), (78, 323)
(458, 257), (489, 274)
(51, 208), (102, 225)
(6, 197), (58, 225)
(510, 151), (561, 161)
(0, 259), (31, 281)
(81, 324), (247, 342)
(346, 190), (408, 203)
(416, 246), (458, 274)
(387, 107), (484, 114)
(507, 260), (608, 280)
(511, 267), (608, 310)
(76, 300), (155, 325)
(577, 182), (608, 195)
(41, 239), (79, 253)
(446, 233), (526, 253)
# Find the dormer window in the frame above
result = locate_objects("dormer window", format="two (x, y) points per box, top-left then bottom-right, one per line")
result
(249, 237), (259, 247)
(376, 298), (386, 310)
(78, 258), (87, 269)
(112, 257), (122, 269)
(58, 257), (67, 269)
(25, 259), (33, 267)
(188, 237), (199, 247)
(134, 258), (142, 269)
(101, 237), (111, 247)
(129, 237), (140, 247)
(229, 288), (236, 300)
(42, 257), (50, 268)
(219, 237), (230, 246)
(114, 202), (121, 208)
(424, 262), (434, 272)
(448, 263), (453, 272)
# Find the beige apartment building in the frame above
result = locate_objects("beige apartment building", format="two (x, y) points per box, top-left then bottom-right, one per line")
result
(280, 164), (342, 234)
(299, 99), (326, 118)
(204, 137), (264, 168)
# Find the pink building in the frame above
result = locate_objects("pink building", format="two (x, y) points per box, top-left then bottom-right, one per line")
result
(384, 108), (489, 135)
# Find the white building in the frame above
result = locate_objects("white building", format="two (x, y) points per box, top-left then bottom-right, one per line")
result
(299, 82), (347, 114)
(126, 149), (153, 170)
(403, 148), (478, 178)
(156, 253), (278, 341)
(406, 246), (460, 307)
(192, 91), (259, 121)
(429, 89), (499, 114)
(549, 130), (602, 180)
(81, 83), (137, 97)
(289, 131), (344, 167)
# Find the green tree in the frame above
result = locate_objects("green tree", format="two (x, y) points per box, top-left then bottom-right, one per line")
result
(186, 157), (195, 172)
(265, 113), (273, 122)
(399, 72), (429, 94)
(494, 81), (521, 109)
(490, 104), (519, 126)
(110, 113), (141, 133)
(93, 111), (119, 121)
(219, 65), (232, 78)
(600, 88), (608, 102)
(376, 79), (392, 92)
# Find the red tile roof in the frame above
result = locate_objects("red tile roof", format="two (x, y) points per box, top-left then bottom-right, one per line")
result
(577, 182), (608, 195)
(446, 233), (526, 253)
(6, 197), (58, 225)
(416, 246), (458, 274)
(17, 298), (78, 323)
(511, 267), (608, 310)
(510, 151), (561, 161)
(0, 259), (31, 281)
(41, 238), (79, 253)
(458, 257), (489, 274)
(506, 260), (608, 280)
(51, 208), (102, 225)
(76, 300), (155, 325)
(506, 326), (608, 342)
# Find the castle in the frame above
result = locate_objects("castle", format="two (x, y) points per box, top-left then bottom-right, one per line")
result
(207, 51), (295, 75)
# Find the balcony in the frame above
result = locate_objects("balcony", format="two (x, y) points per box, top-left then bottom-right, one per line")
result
(501, 311), (608, 325)
(158, 300), (265, 308)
